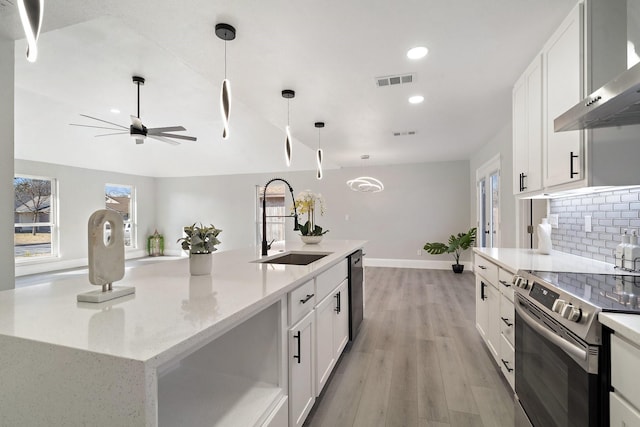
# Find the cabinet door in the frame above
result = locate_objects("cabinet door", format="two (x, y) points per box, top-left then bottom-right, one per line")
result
(513, 55), (543, 195)
(543, 2), (583, 188)
(315, 293), (336, 396)
(487, 283), (501, 360)
(333, 280), (349, 358)
(289, 311), (315, 427)
(475, 276), (490, 340)
(500, 293), (515, 348)
(610, 391), (640, 427)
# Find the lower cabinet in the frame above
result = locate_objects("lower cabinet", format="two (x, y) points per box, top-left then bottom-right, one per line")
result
(315, 279), (349, 396)
(610, 333), (640, 426)
(289, 310), (315, 427)
(474, 252), (516, 391)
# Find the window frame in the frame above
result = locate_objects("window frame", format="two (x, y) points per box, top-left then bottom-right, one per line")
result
(105, 183), (136, 249)
(14, 174), (58, 262)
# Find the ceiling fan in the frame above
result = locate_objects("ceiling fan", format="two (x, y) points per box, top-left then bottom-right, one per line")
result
(70, 76), (197, 145)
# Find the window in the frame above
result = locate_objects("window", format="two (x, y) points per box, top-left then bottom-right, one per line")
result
(105, 183), (135, 248)
(14, 175), (56, 259)
(256, 184), (286, 246)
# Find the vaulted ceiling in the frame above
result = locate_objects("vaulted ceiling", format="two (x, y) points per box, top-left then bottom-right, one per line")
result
(1, 0), (577, 177)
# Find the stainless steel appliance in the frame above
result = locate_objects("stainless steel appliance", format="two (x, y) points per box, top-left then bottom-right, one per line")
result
(348, 250), (364, 340)
(512, 270), (640, 427)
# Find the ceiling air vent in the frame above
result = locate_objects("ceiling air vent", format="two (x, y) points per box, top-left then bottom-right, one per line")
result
(392, 131), (417, 137)
(376, 73), (415, 88)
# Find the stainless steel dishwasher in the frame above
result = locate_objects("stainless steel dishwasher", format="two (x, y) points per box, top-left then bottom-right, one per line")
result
(348, 250), (364, 340)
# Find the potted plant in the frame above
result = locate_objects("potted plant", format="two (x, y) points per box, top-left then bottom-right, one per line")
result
(292, 190), (329, 244)
(177, 223), (222, 275)
(423, 227), (477, 273)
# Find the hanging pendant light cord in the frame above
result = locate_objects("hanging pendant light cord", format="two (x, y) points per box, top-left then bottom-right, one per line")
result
(224, 40), (227, 79)
(137, 81), (141, 118)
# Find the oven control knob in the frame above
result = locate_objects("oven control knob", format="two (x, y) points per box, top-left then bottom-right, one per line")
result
(552, 299), (566, 313)
(561, 304), (582, 322)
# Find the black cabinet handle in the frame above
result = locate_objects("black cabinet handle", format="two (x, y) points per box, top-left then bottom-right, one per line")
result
(299, 294), (314, 304)
(481, 281), (487, 301)
(519, 172), (527, 192)
(570, 151), (579, 178)
(499, 280), (511, 287)
(334, 291), (341, 314)
(293, 331), (301, 364)
(501, 359), (514, 373)
(501, 317), (513, 327)
(519, 173), (522, 192)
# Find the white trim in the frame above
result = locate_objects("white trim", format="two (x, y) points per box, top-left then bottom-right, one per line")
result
(15, 249), (146, 277)
(364, 258), (473, 271)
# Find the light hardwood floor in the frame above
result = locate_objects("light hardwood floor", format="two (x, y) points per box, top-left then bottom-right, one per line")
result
(304, 267), (515, 427)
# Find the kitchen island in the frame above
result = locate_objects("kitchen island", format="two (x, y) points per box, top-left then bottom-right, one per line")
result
(0, 239), (365, 427)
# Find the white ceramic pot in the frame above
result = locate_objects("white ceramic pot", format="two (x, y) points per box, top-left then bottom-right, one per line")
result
(301, 235), (323, 245)
(189, 253), (212, 276)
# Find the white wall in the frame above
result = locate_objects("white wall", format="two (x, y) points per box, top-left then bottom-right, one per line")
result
(156, 160), (473, 269)
(14, 160), (157, 276)
(469, 123), (517, 248)
(0, 39), (15, 290)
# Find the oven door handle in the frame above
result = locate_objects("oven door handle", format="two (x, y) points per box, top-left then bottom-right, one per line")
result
(515, 300), (587, 362)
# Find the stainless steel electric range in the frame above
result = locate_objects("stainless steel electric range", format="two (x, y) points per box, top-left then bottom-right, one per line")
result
(512, 270), (640, 427)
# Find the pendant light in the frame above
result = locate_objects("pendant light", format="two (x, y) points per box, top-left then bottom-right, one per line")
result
(347, 155), (384, 192)
(282, 89), (295, 166)
(315, 122), (324, 180)
(17, 0), (44, 63)
(215, 23), (236, 140)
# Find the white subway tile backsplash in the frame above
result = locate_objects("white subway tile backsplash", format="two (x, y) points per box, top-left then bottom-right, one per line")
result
(549, 187), (640, 264)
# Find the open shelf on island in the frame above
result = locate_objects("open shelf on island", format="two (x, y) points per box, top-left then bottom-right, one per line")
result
(157, 301), (285, 427)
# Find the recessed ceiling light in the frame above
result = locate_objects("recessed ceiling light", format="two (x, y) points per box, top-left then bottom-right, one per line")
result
(407, 46), (428, 60)
(110, 108), (120, 114)
(408, 95), (424, 104)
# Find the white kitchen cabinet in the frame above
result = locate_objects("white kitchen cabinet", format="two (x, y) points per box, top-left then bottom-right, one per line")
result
(315, 279), (349, 396)
(610, 333), (640, 426)
(543, 2), (584, 189)
(289, 310), (315, 427)
(474, 253), (516, 391)
(513, 54), (543, 195)
(476, 275), (490, 341)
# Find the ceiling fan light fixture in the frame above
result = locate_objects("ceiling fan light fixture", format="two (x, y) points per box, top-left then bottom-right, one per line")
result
(216, 23), (236, 140)
(17, 0), (44, 63)
(282, 89), (295, 167)
(315, 121), (325, 180)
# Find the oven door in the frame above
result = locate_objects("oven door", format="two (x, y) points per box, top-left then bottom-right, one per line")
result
(514, 295), (602, 427)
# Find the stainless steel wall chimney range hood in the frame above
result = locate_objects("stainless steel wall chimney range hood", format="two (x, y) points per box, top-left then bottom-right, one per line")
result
(555, 60), (640, 132)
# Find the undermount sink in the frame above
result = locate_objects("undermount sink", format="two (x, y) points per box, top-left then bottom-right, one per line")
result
(256, 252), (331, 266)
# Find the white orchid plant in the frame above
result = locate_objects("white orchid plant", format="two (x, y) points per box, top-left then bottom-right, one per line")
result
(292, 190), (329, 236)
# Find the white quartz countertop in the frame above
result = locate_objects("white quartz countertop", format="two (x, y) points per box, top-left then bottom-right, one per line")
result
(473, 247), (620, 275)
(0, 239), (365, 367)
(599, 313), (640, 345)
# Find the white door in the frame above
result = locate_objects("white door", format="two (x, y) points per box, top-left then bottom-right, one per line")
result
(315, 293), (336, 396)
(333, 280), (349, 357)
(289, 310), (315, 427)
(476, 155), (501, 248)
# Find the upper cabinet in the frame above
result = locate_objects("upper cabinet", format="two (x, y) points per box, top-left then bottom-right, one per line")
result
(512, 0), (640, 197)
(543, 3), (583, 188)
(513, 54), (543, 195)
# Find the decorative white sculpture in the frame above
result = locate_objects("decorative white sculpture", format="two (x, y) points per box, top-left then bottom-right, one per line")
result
(77, 209), (135, 303)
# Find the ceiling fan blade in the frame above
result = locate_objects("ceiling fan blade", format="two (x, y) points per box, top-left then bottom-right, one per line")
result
(130, 115), (144, 130)
(79, 114), (128, 129)
(154, 133), (197, 141)
(148, 135), (180, 146)
(69, 123), (127, 131)
(148, 126), (186, 133)
(94, 132), (129, 137)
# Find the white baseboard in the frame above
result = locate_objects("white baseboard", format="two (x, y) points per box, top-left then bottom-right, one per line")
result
(364, 258), (473, 271)
(15, 249), (147, 277)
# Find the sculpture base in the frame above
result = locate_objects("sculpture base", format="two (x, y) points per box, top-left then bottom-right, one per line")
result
(77, 286), (135, 303)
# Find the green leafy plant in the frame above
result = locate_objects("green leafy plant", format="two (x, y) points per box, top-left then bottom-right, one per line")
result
(423, 227), (477, 265)
(177, 223), (222, 254)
